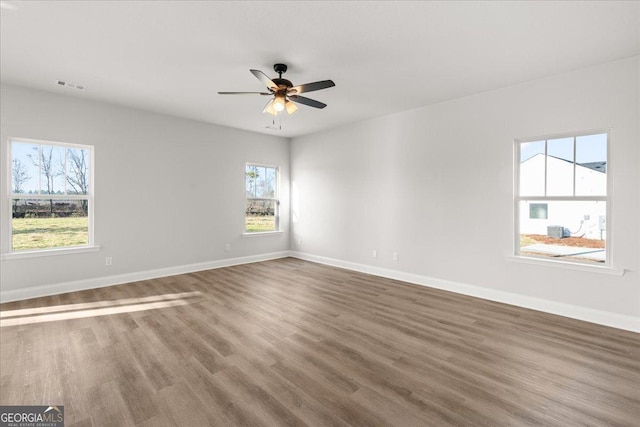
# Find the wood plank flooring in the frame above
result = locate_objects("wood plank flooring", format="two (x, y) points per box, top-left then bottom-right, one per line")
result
(1, 258), (639, 426)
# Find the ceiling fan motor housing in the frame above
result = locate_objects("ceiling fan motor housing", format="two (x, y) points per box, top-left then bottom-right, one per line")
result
(272, 78), (293, 90)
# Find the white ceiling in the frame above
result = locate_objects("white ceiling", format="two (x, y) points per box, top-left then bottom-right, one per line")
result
(1, 1), (639, 138)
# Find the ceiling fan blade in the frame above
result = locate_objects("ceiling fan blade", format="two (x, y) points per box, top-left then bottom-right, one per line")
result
(250, 69), (278, 91)
(288, 80), (335, 95)
(289, 95), (327, 109)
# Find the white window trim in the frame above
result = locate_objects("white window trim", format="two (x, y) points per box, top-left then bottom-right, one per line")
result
(513, 129), (615, 269)
(4, 137), (96, 256)
(242, 231), (284, 237)
(245, 162), (280, 234)
(505, 255), (624, 276)
(1, 245), (101, 261)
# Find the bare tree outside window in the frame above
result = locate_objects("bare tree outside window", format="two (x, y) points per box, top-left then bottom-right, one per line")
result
(11, 159), (31, 216)
(28, 145), (58, 214)
(246, 165), (260, 198)
(63, 148), (90, 214)
(11, 159), (30, 193)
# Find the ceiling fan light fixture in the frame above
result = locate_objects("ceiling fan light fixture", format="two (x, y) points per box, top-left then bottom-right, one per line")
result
(285, 99), (298, 115)
(273, 93), (286, 112)
(263, 99), (277, 116)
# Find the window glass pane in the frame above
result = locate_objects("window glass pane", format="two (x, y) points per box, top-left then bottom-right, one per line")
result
(11, 142), (40, 195)
(256, 166), (276, 199)
(11, 199), (89, 251)
(39, 145), (66, 195)
(246, 165), (260, 198)
(66, 147), (91, 194)
(519, 200), (606, 264)
(519, 140), (545, 196)
(575, 133), (607, 196)
(245, 163), (278, 233)
(546, 137), (574, 196)
(529, 203), (548, 219)
(245, 199), (276, 232)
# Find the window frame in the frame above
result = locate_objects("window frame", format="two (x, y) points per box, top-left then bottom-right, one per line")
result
(513, 129), (612, 267)
(4, 137), (96, 257)
(244, 162), (280, 235)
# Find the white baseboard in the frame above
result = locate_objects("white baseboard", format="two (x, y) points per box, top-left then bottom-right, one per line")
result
(3, 250), (638, 333)
(289, 251), (640, 333)
(0, 251), (290, 303)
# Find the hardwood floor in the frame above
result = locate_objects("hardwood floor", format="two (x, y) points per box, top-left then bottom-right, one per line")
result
(1, 258), (639, 426)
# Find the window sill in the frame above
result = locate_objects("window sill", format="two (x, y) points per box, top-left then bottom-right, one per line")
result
(242, 231), (283, 238)
(1, 245), (101, 261)
(506, 255), (624, 276)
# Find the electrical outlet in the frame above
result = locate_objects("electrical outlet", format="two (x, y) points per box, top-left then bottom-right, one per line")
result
(225, 244), (231, 251)
(372, 249), (378, 258)
(297, 239), (302, 246)
(105, 257), (113, 266)
(393, 252), (399, 261)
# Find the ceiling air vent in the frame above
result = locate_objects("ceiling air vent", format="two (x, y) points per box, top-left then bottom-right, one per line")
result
(56, 80), (86, 91)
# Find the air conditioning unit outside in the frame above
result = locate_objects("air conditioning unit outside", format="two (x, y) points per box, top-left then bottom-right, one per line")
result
(547, 225), (569, 238)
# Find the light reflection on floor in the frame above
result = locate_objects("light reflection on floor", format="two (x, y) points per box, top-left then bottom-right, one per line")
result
(0, 291), (202, 327)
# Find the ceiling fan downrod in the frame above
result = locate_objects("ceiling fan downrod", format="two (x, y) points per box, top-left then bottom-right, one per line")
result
(273, 63), (288, 79)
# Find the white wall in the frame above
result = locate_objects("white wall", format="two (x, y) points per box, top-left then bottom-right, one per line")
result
(1, 84), (290, 295)
(291, 57), (640, 324)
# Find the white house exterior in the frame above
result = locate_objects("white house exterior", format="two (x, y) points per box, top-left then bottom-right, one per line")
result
(519, 154), (606, 240)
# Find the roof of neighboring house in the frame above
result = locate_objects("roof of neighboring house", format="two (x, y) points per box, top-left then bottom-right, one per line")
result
(522, 153), (606, 173)
(578, 161), (606, 173)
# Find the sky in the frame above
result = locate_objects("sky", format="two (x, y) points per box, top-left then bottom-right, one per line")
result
(11, 141), (89, 194)
(520, 133), (607, 164)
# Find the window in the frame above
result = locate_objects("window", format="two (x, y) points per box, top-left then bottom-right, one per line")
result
(245, 163), (279, 233)
(529, 203), (548, 219)
(8, 138), (94, 253)
(515, 131), (608, 265)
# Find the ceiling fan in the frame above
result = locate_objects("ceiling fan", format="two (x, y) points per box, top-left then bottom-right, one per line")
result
(218, 63), (335, 116)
